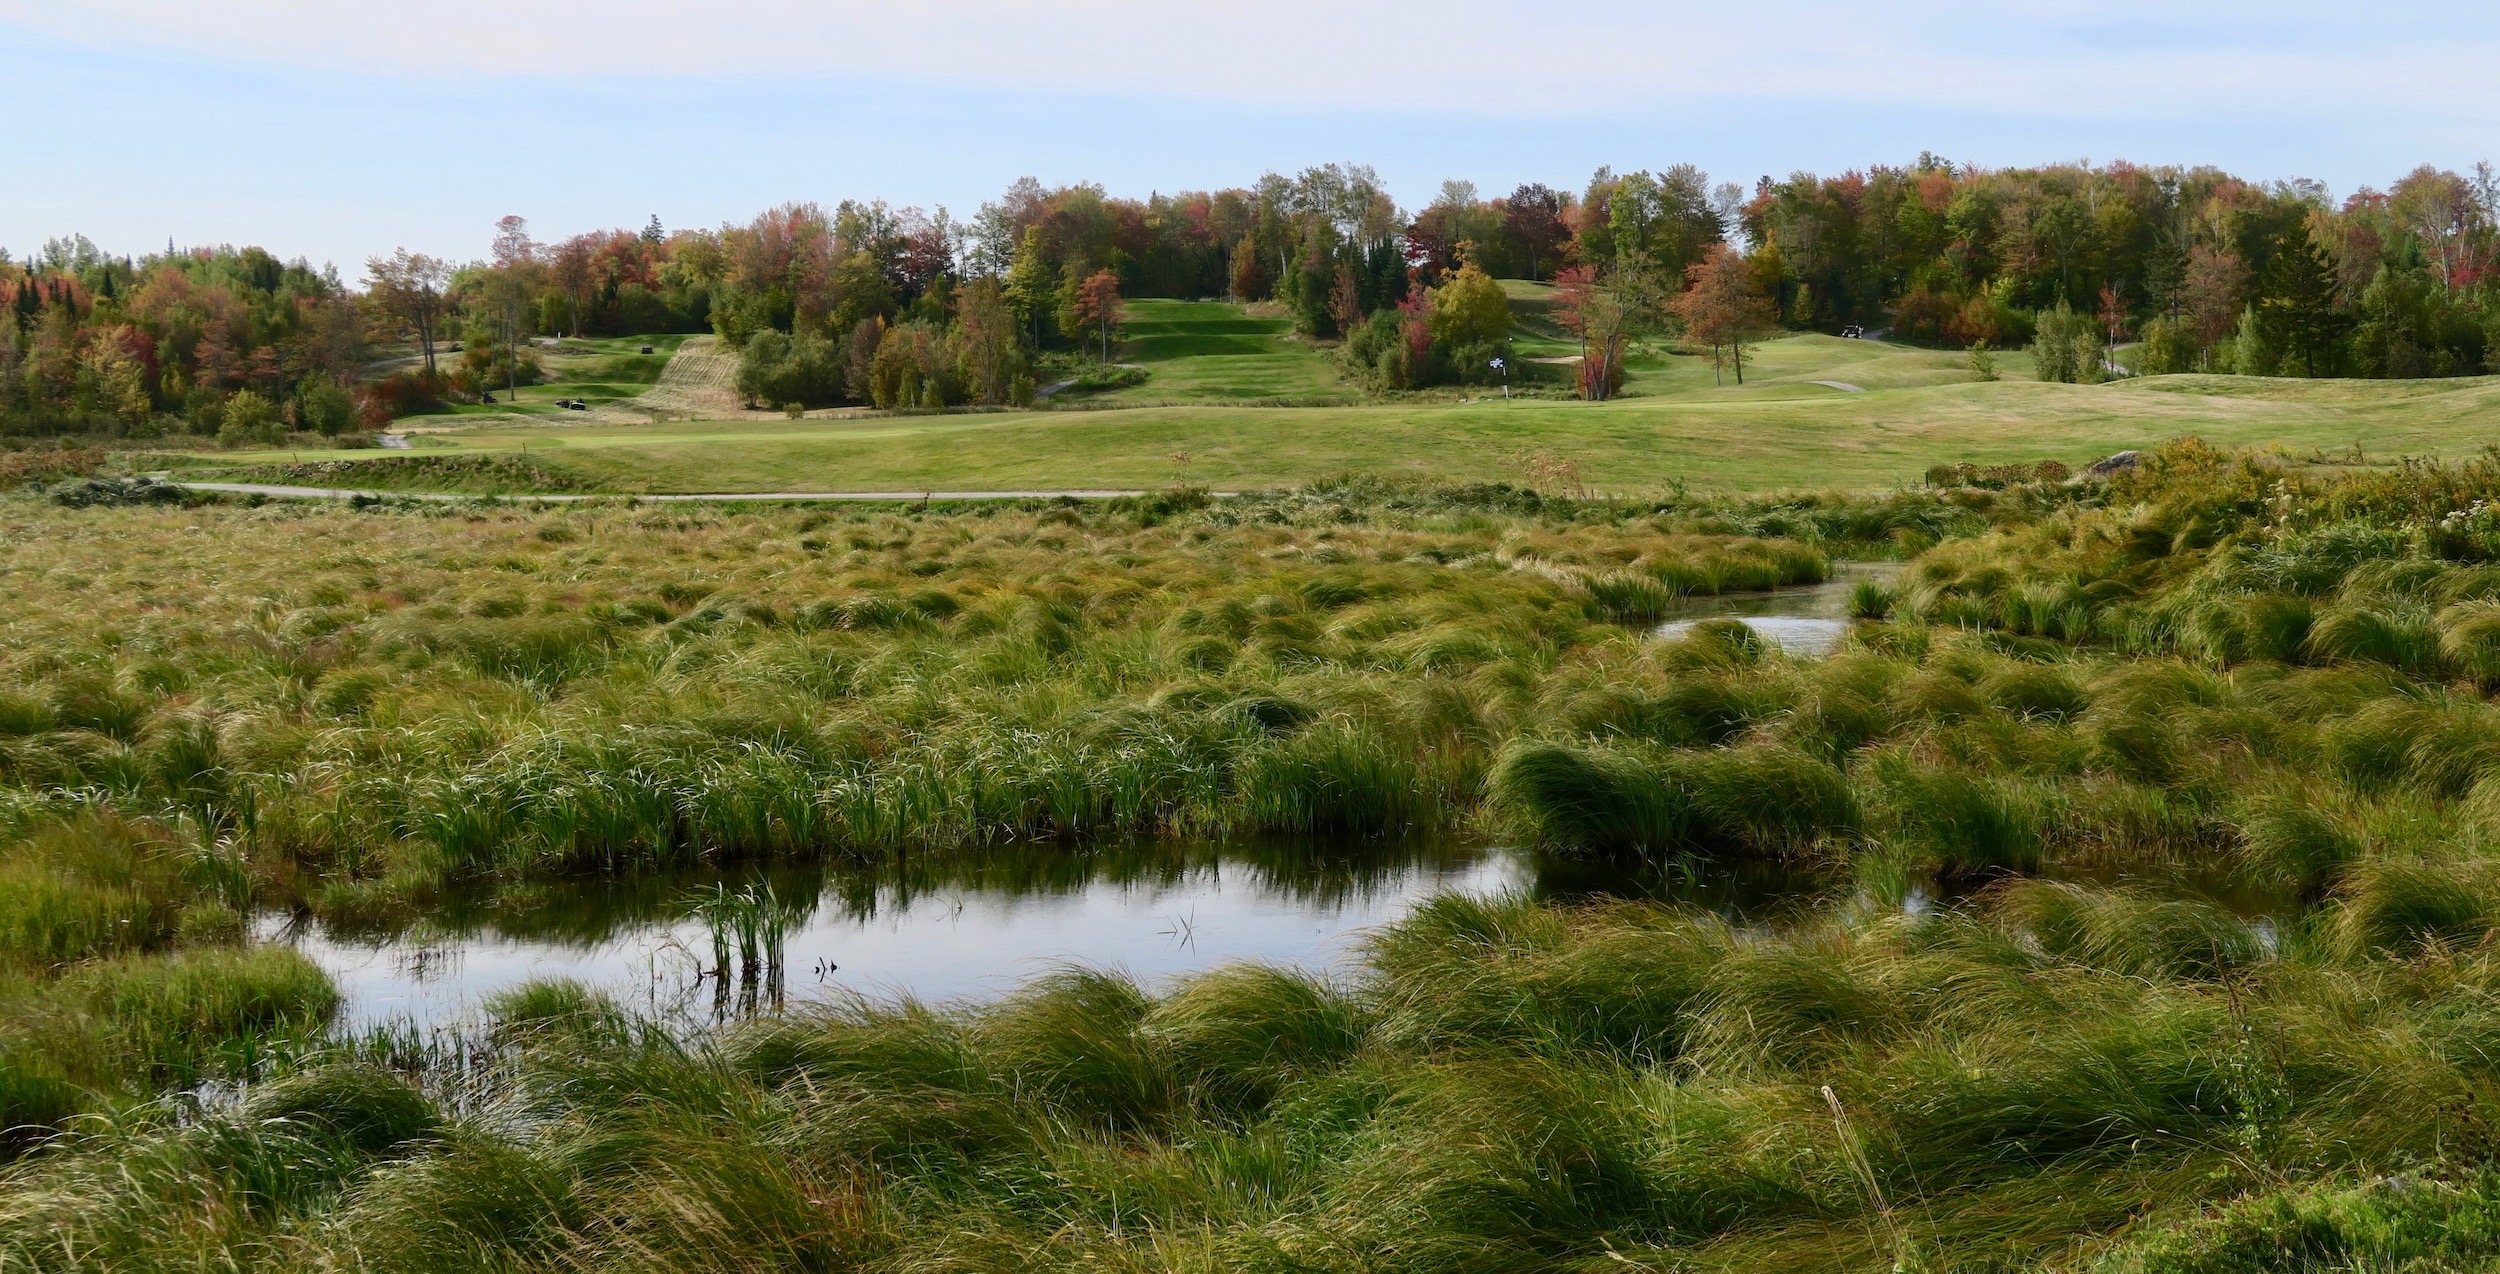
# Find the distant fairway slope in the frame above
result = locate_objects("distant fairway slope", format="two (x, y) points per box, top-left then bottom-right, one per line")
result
(633, 334), (750, 418)
(1090, 299), (1352, 404)
(174, 322), (2500, 497)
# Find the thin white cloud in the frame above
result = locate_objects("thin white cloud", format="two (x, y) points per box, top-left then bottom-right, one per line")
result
(11, 0), (2498, 123)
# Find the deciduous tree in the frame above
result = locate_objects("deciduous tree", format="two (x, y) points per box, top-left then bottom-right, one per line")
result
(2183, 244), (2248, 356)
(952, 276), (1029, 405)
(1004, 227), (1058, 347)
(1428, 263), (1511, 348)
(1227, 234), (1268, 301)
(215, 388), (280, 448)
(365, 249), (451, 378)
(1329, 265), (1364, 338)
(1072, 269), (1124, 364)
(1669, 244), (1774, 385)
(1501, 184), (1568, 281)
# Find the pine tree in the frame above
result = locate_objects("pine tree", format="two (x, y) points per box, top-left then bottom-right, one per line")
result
(2257, 221), (2352, 377)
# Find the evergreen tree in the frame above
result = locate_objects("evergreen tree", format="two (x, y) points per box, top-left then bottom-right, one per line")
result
(1361, 239), (1408, 314)
(2257, 221), (2352, 377)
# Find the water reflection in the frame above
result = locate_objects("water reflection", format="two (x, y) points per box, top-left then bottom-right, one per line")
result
(1652, 560), (1904, 656)
(270, 839), (1652, 1032)
(263, 833), (2306, 1036)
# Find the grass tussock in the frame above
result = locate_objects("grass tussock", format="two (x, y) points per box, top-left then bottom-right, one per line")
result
(11, 888), (2500, 1271)
(20, 455), (2500, 1267)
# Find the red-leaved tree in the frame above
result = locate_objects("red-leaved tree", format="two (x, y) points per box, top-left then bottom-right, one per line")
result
(1072, 269), (1124, 363)
(1670, 244), (1775, 385)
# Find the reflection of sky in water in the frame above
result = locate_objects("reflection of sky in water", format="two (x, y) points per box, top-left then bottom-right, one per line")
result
(266, 847), (1531, 1033)
(261, 822), (2303, 1037)
(1651, 561), (1902, 657)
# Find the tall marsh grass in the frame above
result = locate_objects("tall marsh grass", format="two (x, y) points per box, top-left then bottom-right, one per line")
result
(7, 887), (2500, 1271)
(21, 458), (2500, 1266)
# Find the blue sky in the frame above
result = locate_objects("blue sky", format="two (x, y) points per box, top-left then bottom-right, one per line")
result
(4, 1), (2493, 277)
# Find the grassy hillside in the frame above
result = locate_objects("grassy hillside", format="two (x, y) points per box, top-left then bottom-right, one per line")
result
(1087, 298), (1352, 404)
(146, 309), (2500, 497)
(394, 334), (695, 426)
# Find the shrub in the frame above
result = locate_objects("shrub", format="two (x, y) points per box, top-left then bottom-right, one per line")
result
(734, 329), (846, 409)
(295, 379), (358, 435)
(215, 390), (282, 449)
(0, 447), (107, 491)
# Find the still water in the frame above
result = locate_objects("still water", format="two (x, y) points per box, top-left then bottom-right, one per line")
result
(263, 841), (1823, 1033)
(1652, 560), (1904, 656)
(264, 566), (1975, 1036)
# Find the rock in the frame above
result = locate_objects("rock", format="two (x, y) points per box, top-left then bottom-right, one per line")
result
(2082, 450), (2141, 479)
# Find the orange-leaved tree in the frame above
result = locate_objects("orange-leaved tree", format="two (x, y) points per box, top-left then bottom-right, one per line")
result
(1073, 269), (1124, 364)
(1671, 243), (1776, 385)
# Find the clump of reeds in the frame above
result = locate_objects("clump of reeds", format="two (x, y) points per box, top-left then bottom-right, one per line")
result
(686, 880), (809, 1016)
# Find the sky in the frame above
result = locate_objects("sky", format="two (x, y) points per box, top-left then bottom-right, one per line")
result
(3, 1), (2495, 276)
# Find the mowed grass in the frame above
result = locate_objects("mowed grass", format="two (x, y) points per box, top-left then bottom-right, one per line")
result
(395, 333), (693, 426)
(162, 325), (2500, 496)
(1091, 299), (1352, 405)
(1499, 277), (1582, 360)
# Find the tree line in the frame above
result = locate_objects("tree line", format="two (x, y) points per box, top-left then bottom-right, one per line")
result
(0, 237), (366, 444)
(6, 157), (2497, 439)
(1749, 157), (2500, 380)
